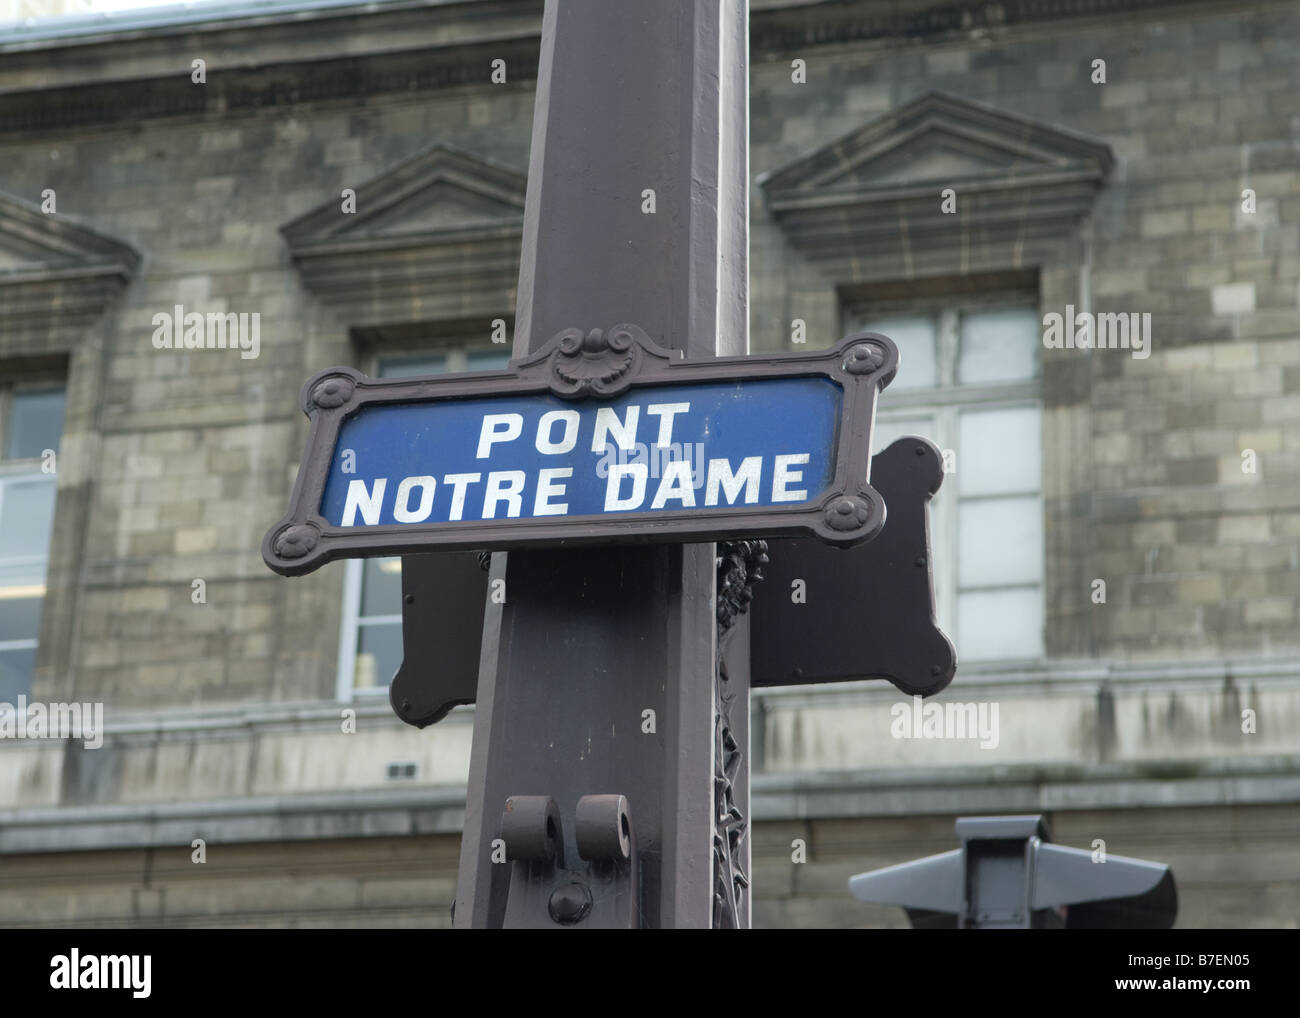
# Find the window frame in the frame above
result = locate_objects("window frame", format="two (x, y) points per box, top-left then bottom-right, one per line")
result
(0, 375), (66, 461)
(843, 292), (1045, 663)
(0, 376), (67, 702)
(335, 337), (513, 701)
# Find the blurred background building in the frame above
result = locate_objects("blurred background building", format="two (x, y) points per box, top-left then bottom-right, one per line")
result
(1, 0), (1297, 928)
(0, 1), (89, 23)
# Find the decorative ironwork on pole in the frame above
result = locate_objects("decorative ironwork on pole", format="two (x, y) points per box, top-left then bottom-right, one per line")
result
(713, 539), (767, 928)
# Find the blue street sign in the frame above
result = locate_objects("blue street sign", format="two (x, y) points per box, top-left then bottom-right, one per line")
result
(263, 325), (897, 576)
(319, 378), (840, 528)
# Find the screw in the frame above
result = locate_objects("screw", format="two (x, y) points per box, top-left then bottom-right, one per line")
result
(914, 555), (926, 567)
(548, 882), (593, 925)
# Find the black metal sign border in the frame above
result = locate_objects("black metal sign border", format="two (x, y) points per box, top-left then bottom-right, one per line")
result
(262, 325), (898, 576)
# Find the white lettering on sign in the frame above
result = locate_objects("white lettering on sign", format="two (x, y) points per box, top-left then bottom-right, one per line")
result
(343, 478), (386, 525)
(536, 410), (580, 454)
(650, 459), (696, 508)
(337, 453), (818, 525)
(483, 470), (526, 518)
(645, 402), (690, 446)
(772, 454), (810, 502)
(605, 463), (648, 511)
(443, 473), (481, 521)
(534, 467), (572, 516)
(335, 400), (824, 526)
(477, 413), (523, 458)
(705, 457), (761, 506)
(393, 475), (436, 523)
(591, 406), (640, 452)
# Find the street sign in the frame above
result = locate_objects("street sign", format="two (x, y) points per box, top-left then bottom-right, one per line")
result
(262, 326), (898, 576)
(389, 436), (955, 729)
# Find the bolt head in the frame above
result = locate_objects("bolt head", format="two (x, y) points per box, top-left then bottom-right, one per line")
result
(311, 376), (355, 409)
(844, 343), (885, 374)
(548, 882), (593, 925)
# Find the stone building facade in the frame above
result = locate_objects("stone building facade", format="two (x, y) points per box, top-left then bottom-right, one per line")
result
(0, 0), (1297, 928)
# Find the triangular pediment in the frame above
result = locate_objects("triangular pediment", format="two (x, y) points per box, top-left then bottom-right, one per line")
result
(280, 144), (525, 325)
(757, 92), (1114, 285)
(281, 143), (527, 253)
(0, 191), (139, 334)
(760, 91), (1113, 198)
(0, 190), (140, 281)
(844, 134), (1037, 187)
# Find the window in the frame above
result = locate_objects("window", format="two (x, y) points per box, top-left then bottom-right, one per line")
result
(845, 300), (1044, 662)
(336, 342), (512, 699)
(0, 382), (66, 703)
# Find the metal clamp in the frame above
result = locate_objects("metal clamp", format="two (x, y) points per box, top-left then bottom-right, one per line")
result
(499, 794), (638, 928)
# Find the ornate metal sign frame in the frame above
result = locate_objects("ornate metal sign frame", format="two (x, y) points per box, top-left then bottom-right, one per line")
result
(262, 325), (898, 576)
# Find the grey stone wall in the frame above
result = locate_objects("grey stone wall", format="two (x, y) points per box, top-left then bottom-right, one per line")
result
(3, 801), (1295, 929)
(746, 1), (1300, 663)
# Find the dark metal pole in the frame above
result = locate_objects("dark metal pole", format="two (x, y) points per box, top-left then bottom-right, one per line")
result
(453, 0), (750, 928)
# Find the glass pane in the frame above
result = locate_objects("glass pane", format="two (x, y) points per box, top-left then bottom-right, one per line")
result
(0, 477), (57, 560)
(360, 556), (403, 618)
(957, 587), (1043, 661)
(848, 315), (936, 390)
(4, 388), (65, 460)
(959, 496), (1043, 587)
(0, 645), (36, 704)
(465, 349), (512, 372)
(958, 407), (1041, 496)
(355, 622), (403, 690)
(378, 354), (447, 379)
(0, 596), (42, 643)
(958, 308), (1040, 384)
(871, 413), (937, 456)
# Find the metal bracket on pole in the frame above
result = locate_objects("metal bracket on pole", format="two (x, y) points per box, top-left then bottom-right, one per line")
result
(500, 794), (638, 929)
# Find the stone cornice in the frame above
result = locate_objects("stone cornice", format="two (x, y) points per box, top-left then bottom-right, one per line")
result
(0, 190), (140, 337)
(759, 90), (1114, 284)
(280, 141), (526, 249)
(747, 0), (1238, 54)
(281, 142), (525, 325)
(0, 786), (468, 854)
(753, 755), (1300, 821)
(0, 33), (542, 136)
(2, 755), (1296, 853)
(0, 0), (1260, 135)
(6, 653), (1289, 741)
